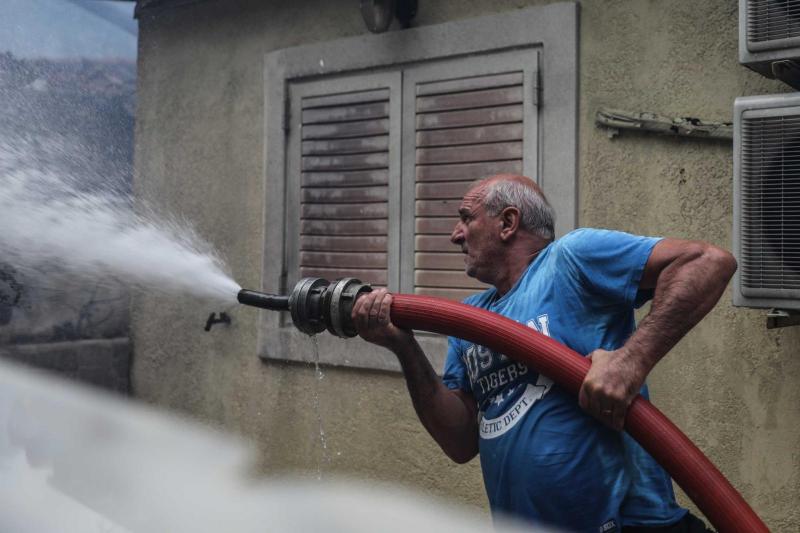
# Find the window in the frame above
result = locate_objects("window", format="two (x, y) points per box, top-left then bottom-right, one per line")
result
(262, 3), (577, 371)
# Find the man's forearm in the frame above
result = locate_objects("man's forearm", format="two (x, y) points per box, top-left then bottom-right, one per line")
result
(580, 242), (737, 429)
(351, 288), (479, 461)
(624, 243), (737, 375)
(390, 337), (479, 464)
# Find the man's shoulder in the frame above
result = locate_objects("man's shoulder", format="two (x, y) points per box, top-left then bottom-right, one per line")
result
(549, 227), (601, 257)
(558, 227), (614, 244)
(556, 227), (650, 253)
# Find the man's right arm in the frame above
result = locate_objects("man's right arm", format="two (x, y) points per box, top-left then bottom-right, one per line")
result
(352, 289), (479, 464)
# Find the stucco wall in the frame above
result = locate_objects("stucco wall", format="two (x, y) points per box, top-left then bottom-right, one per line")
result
(580, 2), (798, 529)
(132, 0), (798, 528)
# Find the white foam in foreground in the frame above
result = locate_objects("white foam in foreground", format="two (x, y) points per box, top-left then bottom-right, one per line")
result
(0, 360), (553, 533)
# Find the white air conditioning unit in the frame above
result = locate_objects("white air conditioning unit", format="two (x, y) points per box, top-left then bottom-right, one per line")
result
(733, 94), (800, 310)
(740, 0), (800, 88)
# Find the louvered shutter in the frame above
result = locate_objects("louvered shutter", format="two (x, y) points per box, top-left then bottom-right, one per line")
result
(286, 74), (401, 290)
(401, 51), (540, 300)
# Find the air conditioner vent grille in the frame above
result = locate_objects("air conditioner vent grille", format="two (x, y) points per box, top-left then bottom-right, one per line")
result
(747, 0), (800, 44)
(741, 114), (800, 290)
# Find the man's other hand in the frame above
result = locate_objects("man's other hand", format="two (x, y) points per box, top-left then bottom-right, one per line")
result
(351, 288), (414, 349)
(578, 347), (647, 431)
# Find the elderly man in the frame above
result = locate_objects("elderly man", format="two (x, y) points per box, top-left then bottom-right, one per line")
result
(351, 174), (735, 532)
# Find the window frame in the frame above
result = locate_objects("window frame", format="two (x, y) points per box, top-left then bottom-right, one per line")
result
(261, 2), (578, 372)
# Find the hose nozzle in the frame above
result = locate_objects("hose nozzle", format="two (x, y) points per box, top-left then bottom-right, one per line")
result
(237, 278), (371, 338)
(237, 289), (289, 311)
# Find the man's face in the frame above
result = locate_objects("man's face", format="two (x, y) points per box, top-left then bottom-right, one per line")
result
(450, 185), (502, 283)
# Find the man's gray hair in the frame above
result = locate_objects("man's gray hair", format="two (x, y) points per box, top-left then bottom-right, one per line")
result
(481, 179), (555, 241)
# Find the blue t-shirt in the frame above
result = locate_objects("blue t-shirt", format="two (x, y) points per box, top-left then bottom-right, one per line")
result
(442, 228), (687, 532)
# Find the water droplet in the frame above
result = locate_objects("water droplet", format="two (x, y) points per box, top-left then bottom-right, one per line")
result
(310, 336), (330, 479)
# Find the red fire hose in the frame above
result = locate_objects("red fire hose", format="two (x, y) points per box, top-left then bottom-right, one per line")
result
(388, 294), (768, 533)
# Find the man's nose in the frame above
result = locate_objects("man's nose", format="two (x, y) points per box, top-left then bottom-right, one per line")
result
(450, 222), (464, 245)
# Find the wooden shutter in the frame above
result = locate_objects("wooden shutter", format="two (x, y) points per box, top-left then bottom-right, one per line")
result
(403, 51), (539, 300)
(287, 74), (401, 289)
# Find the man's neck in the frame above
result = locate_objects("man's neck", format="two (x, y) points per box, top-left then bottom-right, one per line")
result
(493, 242), (549, 297)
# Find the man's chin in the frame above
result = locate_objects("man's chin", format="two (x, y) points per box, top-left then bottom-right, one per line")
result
(465, 261), (492, 284)
(465, 267), (493, 286)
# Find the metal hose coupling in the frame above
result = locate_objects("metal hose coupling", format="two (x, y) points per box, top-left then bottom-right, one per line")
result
(237, 277), (372, 338)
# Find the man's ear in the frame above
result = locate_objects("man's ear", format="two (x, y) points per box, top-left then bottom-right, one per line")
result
(499, 207), (520, 242)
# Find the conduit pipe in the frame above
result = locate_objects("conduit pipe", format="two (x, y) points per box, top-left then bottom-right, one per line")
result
(387, 294), (768, 533)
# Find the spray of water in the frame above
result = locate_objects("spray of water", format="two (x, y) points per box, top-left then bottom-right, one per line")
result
(0, 139), (241, 306)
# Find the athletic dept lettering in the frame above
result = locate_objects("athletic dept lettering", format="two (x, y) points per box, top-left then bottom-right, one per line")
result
(463, 317), (554, 438)
(479, 379), (553, 439)
(442, 229), (686, 532)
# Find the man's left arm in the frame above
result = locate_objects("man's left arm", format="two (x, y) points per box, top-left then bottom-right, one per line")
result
(578, 239), (738, 430)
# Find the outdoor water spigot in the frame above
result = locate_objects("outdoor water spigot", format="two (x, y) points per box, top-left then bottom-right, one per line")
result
(237, 277), (372, 338)
(204, 312), (231, 331)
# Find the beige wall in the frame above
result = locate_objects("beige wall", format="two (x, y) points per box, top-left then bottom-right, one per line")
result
(132, 0), (799, 528)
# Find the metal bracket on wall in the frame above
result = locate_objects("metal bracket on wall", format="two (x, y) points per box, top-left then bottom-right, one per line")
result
(766, 309), (800, 329)
(771, 60), (800, 90)
(595, 108), (733, 141)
